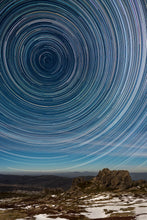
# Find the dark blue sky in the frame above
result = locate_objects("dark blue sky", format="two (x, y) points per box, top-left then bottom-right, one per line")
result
(0, 0), (146, 174)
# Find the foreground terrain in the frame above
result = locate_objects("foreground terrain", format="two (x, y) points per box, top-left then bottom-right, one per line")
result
(0, 169), (147, 219)
(0, 191), (147, 219)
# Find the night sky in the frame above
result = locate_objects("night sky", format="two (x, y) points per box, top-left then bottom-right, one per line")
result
(0, 0), (146, 174)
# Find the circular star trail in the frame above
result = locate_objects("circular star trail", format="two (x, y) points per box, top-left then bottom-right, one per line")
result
(0, 0), (146, 172)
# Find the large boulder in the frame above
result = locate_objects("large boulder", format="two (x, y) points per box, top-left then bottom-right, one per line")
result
(70, 168), (133, 192)
(95, 168), (132, 190)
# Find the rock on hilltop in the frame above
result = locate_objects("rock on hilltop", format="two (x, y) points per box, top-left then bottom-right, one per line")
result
(95, 168), (132, 190)
(70, 168), (147, 193)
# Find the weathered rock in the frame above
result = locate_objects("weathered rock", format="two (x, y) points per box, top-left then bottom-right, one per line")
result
(95, 168), (133, 190)
(69, 168), (147, 194)
(70, 177), (90, 192)
(70, 168), (133, 193)
(71, 177), (86, 188)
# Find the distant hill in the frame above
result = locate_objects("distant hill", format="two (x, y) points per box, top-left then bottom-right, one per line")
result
(52, 171), (97, 178)
(130, 172), (147, 181)
(51, 171), (147, 180)
(0, 174), (73, 192)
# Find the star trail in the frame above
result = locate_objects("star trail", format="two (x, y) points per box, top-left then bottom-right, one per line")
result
(0, 0), (146, 173)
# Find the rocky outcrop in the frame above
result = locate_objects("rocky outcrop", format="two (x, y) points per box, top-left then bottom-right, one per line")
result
(71, 177), (86, 189)
(70, 168), (134, 192)
(95, 168), (132, 190)
(70, 177), (91, 196)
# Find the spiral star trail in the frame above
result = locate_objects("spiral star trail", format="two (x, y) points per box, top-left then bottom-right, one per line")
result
(0, 0), (146, 173)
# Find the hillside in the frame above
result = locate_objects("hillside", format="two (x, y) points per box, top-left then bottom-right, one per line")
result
(0, 174), (73, 191)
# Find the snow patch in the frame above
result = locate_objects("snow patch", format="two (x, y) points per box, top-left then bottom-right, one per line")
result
(0, 208), (13, 211)
(136, 215), (147, 220)
(82, 206), (107, 219)
(34, 214), (68, 220)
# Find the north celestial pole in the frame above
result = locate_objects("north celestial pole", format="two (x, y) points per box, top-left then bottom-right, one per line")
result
(0, 0), (146, 173)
